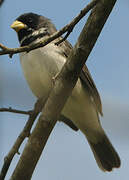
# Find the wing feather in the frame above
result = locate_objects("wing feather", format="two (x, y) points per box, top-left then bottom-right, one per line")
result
(56, 39), (103, 115)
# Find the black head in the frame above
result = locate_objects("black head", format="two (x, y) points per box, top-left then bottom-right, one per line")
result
(17, 13), (48, 31)
(11, 12), (57, 46)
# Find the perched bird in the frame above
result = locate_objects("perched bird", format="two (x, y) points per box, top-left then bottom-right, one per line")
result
(11, 12), (120, 171)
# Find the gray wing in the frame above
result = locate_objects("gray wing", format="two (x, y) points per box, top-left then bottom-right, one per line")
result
(80, 65), (103, 115)
(57, 39), (103, 116)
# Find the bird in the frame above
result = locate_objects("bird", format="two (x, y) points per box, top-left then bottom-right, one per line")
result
(11, 12), (120, 171)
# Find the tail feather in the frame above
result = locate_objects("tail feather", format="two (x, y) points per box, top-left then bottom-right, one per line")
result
(87, 134), (121, 171)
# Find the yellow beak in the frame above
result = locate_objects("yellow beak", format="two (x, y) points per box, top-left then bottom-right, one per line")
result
(11, 20), (27, 32)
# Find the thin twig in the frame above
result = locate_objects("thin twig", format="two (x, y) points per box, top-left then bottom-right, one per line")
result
(0, 0), (99, 57)
(55, 29), (73, 45)
(0, 107), (32, 115)
(0, 98), (46, 180)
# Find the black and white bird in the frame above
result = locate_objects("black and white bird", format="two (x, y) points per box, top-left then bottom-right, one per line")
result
(11, 12), (120, 171)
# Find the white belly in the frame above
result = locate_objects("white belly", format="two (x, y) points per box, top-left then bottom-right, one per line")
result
(20, 43), (65, 98)
(20, 43), (102, 142)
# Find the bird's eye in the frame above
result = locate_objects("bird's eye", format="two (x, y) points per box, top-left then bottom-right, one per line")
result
(28, 17), (33, 23)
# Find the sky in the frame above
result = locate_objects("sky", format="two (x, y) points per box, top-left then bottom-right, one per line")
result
(0, 0), (129, 179)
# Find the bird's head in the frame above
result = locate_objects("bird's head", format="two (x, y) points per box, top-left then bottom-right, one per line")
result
(11, 12), (56, 46)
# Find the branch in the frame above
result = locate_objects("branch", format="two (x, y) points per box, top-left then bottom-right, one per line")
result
(0, 0), (99, 57)
(10, 0), (117, 179)
(0, 98), (46, 180)
(0, 100), (77, 179)
(0, 107), (32, 115)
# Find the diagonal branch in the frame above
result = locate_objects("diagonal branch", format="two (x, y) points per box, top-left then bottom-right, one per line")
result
(0, 0), (99, 57)
(10, 0), (117, 180)
(0, 98), (46, 180)
(0, 99), (78, 179)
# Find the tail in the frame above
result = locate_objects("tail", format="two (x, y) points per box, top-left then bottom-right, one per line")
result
(87, 133), (121, 172)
